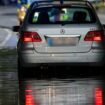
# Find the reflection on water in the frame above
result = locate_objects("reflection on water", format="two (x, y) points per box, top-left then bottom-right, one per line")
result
(0, 48), (104, 105)
(19, 78), (104, 105)
(0, 48), (18, 105)
(0, 72), (18, 105)
(0, 48), (17, 71)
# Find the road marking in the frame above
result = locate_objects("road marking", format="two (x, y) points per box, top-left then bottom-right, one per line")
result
(0, 29), (12, 47)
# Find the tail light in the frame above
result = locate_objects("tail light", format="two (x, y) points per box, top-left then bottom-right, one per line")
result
(84, 31), (103, 41)
(95, 88), (103, 105)
(25, 89), (35, 105)
(22, 32), (42, 42)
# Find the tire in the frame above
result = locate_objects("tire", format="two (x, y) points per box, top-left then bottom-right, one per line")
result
(18, 58), (26, 80)
(18, 58), (36, 80)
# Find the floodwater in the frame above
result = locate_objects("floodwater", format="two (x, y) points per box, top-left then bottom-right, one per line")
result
(0, 48), (18, 105)
(0, 48), (104, 105)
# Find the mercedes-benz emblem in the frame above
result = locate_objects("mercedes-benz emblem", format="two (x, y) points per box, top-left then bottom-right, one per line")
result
(60, 29), (65, 34)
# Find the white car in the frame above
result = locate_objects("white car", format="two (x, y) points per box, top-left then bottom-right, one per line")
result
(87, 0), (101, 3)
(13, 0), (105, 77)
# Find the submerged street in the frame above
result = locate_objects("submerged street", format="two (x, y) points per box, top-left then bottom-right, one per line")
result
(0, 47), (105, 105)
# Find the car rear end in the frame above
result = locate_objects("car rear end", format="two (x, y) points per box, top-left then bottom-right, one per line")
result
(18, 1), (105, 67)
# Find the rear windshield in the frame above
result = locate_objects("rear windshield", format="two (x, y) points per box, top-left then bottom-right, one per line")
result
(28, 6), (96, 24)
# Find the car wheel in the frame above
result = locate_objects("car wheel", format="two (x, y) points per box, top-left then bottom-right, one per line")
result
(18, 58), (26, 80)
(18, 58), (37, 79)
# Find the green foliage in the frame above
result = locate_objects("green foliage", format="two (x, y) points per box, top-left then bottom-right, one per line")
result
(93, 2), (105, 10)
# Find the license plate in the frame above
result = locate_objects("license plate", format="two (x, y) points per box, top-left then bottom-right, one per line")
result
(47, 37), (79, 46)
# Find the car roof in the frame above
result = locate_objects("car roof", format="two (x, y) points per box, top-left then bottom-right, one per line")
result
(30, 0), (94, 9)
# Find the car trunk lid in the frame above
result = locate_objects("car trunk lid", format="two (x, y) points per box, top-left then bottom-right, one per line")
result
(26, 24), (98, 53)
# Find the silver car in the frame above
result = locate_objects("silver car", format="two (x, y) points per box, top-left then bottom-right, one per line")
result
(13, 0), (105, 71)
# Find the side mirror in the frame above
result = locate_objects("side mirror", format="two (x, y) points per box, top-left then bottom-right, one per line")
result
(12, 26), (20, 32)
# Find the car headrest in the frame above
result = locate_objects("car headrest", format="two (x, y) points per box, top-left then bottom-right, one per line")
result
(37, 12), (50, 23)
(73, 11), (87, 23)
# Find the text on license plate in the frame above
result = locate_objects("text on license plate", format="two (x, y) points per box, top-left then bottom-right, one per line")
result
(47, 37), (79, 46)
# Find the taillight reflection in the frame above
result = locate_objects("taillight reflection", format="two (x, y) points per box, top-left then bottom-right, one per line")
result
(95, 88), (103, 105)
(25, 89), (35, 105)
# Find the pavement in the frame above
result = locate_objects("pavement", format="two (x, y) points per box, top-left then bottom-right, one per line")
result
(0, 5), (18, 48)
(0, 5), (17, 29)
(96, 8), (105, 14)
(0, 29), (9, 44)
(0, 5), (16, 14)
(0, 28), (17, 48)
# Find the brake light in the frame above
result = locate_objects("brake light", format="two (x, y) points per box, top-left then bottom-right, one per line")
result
(22, 32), (42, 42)
(84, 31), (103, 41)
(95, 88), (103, 105)
(25, 89), (35, 105)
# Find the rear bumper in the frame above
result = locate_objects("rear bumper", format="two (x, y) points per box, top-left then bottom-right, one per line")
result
(19, 51), (104, 67)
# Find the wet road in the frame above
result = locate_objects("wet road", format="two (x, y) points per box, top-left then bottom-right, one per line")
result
(0, 40), (104, 105)
(0, 45), (104, 105)
(0, 21), (18, 105)
(19, 78), (104, 105)
(0, 47), (18, 105)
(0, 6), (105, 105)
